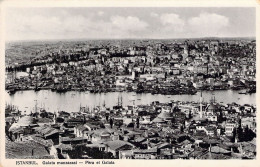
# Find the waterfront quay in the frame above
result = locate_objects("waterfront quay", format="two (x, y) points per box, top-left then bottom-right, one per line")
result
(5, 89), (256, 114)
(5, 99), (256, 159)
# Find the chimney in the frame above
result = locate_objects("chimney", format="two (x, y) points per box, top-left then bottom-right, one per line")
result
(31, 149), (34, 156)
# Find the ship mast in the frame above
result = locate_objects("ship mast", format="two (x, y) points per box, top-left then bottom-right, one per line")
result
(34, 100), (38, 114)
(120, 94), (123, 107)
(200, 90), (203, 118)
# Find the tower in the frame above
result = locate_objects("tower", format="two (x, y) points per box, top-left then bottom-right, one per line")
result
(132, 71), (136, 80)
(199, 90), (203, 118)
(117, 94), (123, 107)
(53, 111), (57, 124)
(120, 95), (123, 107)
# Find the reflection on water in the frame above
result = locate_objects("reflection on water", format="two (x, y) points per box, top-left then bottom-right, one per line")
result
(5, 90), (256, 113)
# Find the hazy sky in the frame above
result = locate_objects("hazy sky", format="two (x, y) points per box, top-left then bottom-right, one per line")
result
(5, 7), (256, 41)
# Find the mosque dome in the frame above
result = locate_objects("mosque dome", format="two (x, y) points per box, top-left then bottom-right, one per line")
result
(207, 104), (217, 111)
(157, 112), (173, 119)
(152, 117), (165, 123)
(16, 116), (35, 127)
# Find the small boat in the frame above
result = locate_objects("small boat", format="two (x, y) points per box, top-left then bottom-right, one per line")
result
(8, 89), (16, 95)
(247, 87), (256, 94)
(34, 87), (40, 91)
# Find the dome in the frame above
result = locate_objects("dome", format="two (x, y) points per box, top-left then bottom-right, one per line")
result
(152, 117), (165, 123)
(16, 116), (35, 127)
(157, 112), (172, 119)
(140, 119), (150, 125)
(101, 131), (111, 137)
(8, 123), (20, 132)
(16, 72), (29, 78)
(207, 104), (216, 111)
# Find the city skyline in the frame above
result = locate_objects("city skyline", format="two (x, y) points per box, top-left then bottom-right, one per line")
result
(5, 7), (256, 41)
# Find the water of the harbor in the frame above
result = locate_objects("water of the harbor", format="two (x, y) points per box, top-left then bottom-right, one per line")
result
(5, 89), (256, 113)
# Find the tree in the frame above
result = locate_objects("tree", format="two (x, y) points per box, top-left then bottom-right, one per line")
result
(110, 118), (113, 128)
(105, 113), (109, 122)
(40, 111), (48, 118)
(188, 110), (192, 119)
(231, 127), (237, 143)
(218, 111), (223, 123)
(236, 126), (243, 142)
(56, 117), (64, 123)
(242, 125), (256, 142)
(136, 117), (140, 128)
(180, 124), (184, 132)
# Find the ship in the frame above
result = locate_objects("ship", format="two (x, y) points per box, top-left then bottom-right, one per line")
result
(56, 86), (68, 93)
(8, 89), (16, 95)
(247, 86), (256, 94)
(34, 78), (40, 91)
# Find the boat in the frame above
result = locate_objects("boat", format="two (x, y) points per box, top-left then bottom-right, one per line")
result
(231, 85), (245, 90)
(34, 78), (40, 91)
(8, 89), (16, 95)
(56, 84), (68, 93)
(247, 87), (256, 94)
(34, 87), (40, 91)
(56, 88), (68, 93)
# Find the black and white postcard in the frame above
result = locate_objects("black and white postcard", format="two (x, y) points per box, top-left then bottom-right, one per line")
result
(0, 0), (259, 167)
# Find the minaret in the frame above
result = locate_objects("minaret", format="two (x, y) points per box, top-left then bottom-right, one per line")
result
(103, 100), (106, 107)
(200, 90), (203, 118)
(34, 100), (38, 117)
(53, 111), (56, 124)
(120, 95), (123, 107)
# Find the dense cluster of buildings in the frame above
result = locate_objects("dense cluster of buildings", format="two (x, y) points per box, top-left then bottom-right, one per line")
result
(5, 38), (256, 159)
(5, 39), (256, 95)
(5, 98), (256, 159)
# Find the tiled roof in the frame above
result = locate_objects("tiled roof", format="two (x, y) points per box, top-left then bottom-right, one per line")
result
(16, 116), (36, 126)
(105, 140), (134, 151)
(34, 126), (60, 137)
(37, 118), (53, 124)
(30, 136), (54, 147)
(55, 143), (73, 150)
(152, 117), (165, 123)
(211, 146), (231, 154)
(157, 112), (172, 119)
(133, 147), (157, 154)
(188, 148), (207, 158)
(86, 143), (106, 148)
(75, 124), (89, 131)
(92, 129), (111, 137)
(60, 136), (88, 142)
(9, 124), (23, 133)
(241, 142), (256, 152)
(135, 137), (146, 143)
(199, 152), (231, 159)
(6, 140), (50, 159)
